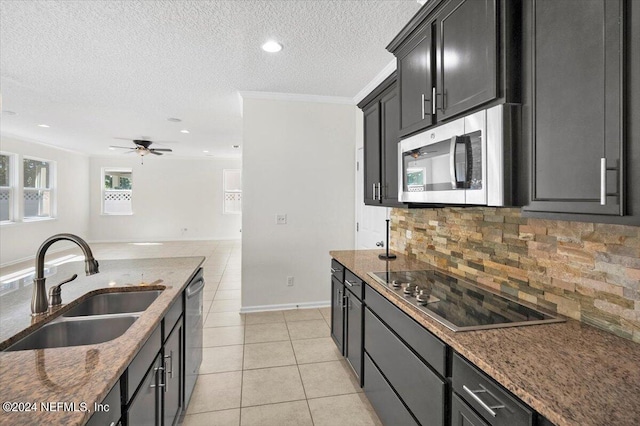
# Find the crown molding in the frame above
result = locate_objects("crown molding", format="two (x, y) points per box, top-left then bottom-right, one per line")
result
(352, 59), (397, 105)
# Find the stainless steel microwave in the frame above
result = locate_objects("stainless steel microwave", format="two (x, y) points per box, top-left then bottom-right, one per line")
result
(399, 104), (518, 206)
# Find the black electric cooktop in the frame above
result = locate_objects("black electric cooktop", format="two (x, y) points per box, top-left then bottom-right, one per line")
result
(368, 270), (564, 332)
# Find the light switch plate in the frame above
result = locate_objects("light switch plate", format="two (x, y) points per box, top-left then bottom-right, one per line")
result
(276, 214), (287, 225)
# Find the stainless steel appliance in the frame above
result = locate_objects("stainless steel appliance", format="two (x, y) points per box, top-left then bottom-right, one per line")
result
(184, 268), (204, 406)
(399, 104), (518, 206)
(368, 269), (564, 332)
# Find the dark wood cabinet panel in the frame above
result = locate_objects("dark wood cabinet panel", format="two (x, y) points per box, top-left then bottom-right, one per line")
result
(435, 0), (497, 119)
(345, 290), (362, 383)
(359, 74), (404, 208)
(380, 87), (401, 205)
(330, 276), (344, 354)
(164, 320), (183, 426)
(452, 393), (490, 426)
(524, 0), (624, 216)
(363, 102), (381, 205)
(398, 23), (435, 137)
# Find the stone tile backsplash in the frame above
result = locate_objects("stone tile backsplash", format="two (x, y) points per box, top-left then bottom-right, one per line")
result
(390, 207), (640, 342)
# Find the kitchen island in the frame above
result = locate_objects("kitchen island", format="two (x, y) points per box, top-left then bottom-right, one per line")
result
(330, 249), (640, 426)
(0, 256), (204, 426)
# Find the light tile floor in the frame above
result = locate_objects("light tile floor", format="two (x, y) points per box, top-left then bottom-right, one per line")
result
(0, 240), (382, 426)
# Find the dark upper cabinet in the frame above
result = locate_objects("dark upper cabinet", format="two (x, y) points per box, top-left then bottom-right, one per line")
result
(363, 102), (381, 205)
(387, 0), (519, 137)
(523, 0), (624, 216)
(435, 0), (497, 120)
(359, 74), (404, 207)
(397, 23), (435, 137)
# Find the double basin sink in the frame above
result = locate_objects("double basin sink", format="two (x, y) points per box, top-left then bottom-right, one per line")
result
(5, 290), (162, 352)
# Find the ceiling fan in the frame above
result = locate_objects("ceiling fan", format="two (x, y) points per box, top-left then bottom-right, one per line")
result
(110, 139), (173, 164)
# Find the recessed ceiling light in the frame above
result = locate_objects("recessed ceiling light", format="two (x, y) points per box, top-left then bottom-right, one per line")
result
(262, 40), (283, 53)
(167, 117), (182, 122)
(180, 129), (190, 134)
(203, 150), (209, 153)
(109, 147), (116, 150)
(232, 145), (240, 149)
(37, 124), (50, 128)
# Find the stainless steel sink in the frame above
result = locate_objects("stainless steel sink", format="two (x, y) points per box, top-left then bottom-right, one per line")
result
(5, 316), (137, 351)
(64, 290), (162, 317)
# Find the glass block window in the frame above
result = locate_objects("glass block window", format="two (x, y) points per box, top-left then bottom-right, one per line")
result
(0, 153), (13, 222)
(103, 168), (133, 214)
(223, 169), (242, 214)
(23, 157), (54, 219)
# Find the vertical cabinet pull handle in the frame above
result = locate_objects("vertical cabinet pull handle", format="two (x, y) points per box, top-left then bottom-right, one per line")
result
(421, 94), (425, 119)
(432, 87), (437, 115)
(372, 183), (377, 200)
(600, 157), (606, 205)
(150, 366), (165, 389)
(377, 182), (382, 200)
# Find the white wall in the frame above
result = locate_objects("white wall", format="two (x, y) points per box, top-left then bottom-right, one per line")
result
(89, 156), (242, 242)
(242, 98), (356, 311)
(0, 136), (90, 265)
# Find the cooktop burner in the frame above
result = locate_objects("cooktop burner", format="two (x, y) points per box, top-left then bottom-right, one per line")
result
(368, 270), (565, 332)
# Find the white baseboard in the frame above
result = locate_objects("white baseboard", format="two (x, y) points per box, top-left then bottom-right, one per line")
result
(240, 300), (331, 314)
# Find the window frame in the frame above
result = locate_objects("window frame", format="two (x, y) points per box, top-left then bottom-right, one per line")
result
(0, 151), (17, 224)
(22, 155), (56, 222)
(101, 167), (133, 216)
(223, 169), (242, 215)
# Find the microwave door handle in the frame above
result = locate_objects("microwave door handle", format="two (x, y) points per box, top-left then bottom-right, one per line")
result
(449, 136), (458, 189)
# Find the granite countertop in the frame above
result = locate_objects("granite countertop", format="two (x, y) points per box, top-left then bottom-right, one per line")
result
(0, 256), (204, 426)
(330, 249), (640, 426)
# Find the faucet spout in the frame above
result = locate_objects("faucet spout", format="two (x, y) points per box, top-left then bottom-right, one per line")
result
(31, 233), (100, 316)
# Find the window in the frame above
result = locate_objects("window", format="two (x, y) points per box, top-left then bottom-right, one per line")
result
(223, 169), (242, 214)
(103, 168), (133, 214)
(23, 157), (54, 220)
(0, 153), (14, 222)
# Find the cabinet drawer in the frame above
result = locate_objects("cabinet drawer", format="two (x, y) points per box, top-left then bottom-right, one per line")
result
(365, 308), (445, 426)
(365, 284), (446, 376)
(164, 296), (183, 341)
(86, 382), (121, 426)
(331, 259), (345, 282)
(363, 353), (419, 426)
(127, 325), (162, 402)
(453, 353), (533, 426)
(452, 393), (489, 426)
(344, 269), (364, 301)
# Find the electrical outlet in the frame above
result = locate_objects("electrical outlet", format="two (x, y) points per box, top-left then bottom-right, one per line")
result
(276, 214), (287, 225)
(287, 276), (294, 287)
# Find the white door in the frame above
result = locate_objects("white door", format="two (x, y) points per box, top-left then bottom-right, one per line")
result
(356, 148), (389, 249)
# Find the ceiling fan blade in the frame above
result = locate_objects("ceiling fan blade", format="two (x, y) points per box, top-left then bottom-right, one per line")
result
(110, 145), (136, 150)
(151, 148), (172, 152)
(150, 151), (163, 155)
(113, 137), (134, 141)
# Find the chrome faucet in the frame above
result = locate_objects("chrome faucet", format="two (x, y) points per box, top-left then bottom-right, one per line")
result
(31, 233), (100, 316)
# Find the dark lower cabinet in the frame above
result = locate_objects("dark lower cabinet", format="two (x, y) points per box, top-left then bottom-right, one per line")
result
(86, 382), (121, 426)
(363, 353), (419, 426)
(345, 290), (362, 383)
(452, 393), (489, 426)
(523, 0), (624, 216)
(127, 353), (162, 425)
(330, 275), (345, 354)
(163, 319), (183, 426)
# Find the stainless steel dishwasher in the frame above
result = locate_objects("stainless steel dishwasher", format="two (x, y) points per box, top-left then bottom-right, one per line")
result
(184, 267), (204, 407)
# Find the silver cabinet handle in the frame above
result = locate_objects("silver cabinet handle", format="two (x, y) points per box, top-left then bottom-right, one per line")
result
(377, 182), (382, 200)
(344, 279), (360, 287)
(337, 288), (343, 304)
(463, 384), (505, 417)
(330, 267), (342, 274)
(372, 183), (377, 200)
(600, 157), (606, 205)
(150, 366), (165, 389)
(432, 87), (437, 115)
(164, 352), (174, 379)
(421, 94), (426, 119)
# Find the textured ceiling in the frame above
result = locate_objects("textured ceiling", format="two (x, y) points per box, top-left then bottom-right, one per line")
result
(0, 0), (420, 158)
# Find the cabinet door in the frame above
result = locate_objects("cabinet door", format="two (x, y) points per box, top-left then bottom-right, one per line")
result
(330, 276), (345, 354)
(436, 0), (497, 119)
(380, 84), (401, 206)
(345, 291), (362, 383)
(127, 355), (161, 426)
(363, 102), (381, 205)
(163, 320), (183, 426)
(397, 23), (435, 137)
(526, 0), (623, 215)
(451, 393), (489, 426)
